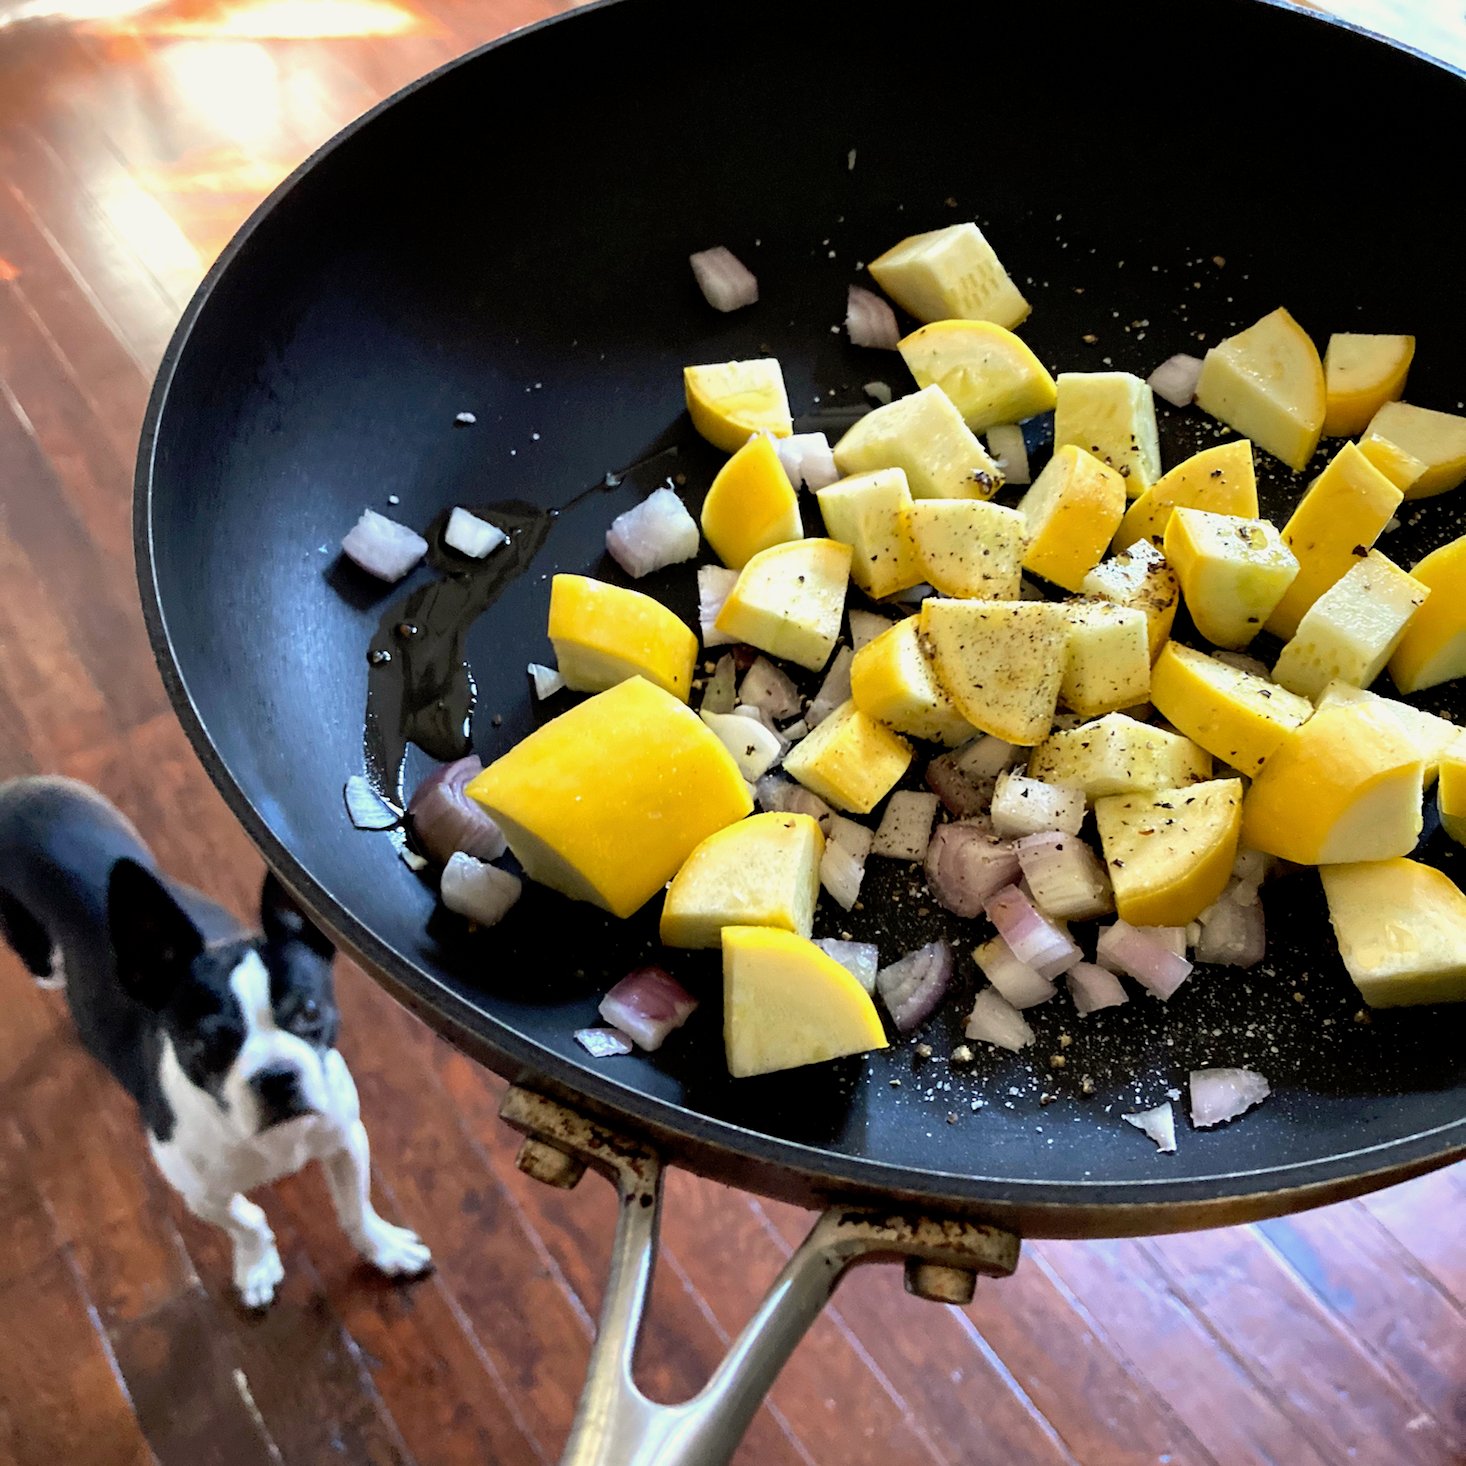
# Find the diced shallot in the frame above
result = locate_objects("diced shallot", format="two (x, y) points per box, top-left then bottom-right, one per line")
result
(985, 424), (1030, 485)
(440, 852), (521, 926)
(739, 657), (802, 720)
(698, 566), (740, 647)
(700, 711), (783, 780)
(985, 886), (1082, 979)
(925, 754), (993, 818)
(445, 506), (509, 558)
(990, 771), (1086, 840)
(690, 246), (758, 312)
(344, 775), (399, 830)
(815, 939), (880, 994)
(925, 822), (1020, 918)
(807, 648), (854, 728)
(1196, 886), (1266, 968)
(701, 653), (737, 714)
(528, 662), (565, 700)
(964, 987), (1035, 1052)
(819, 840), (865, 911)
(872, 790), (939, 860)
(973, 934), (1057, 1009)
(1147, 353), (1204, 408)
(408, 756), (507, 864)
(754, 773), (832, 822)
(733, 704), (789, 751)
(824, 813), (874, 860)
(1015, 832), (1113, 920)
(599, 967), (698, 1052)
(574, 1026), (634, 1058)
(776, 432), (839, 492)
(1123, 1102), (1178, 1153)
(1095, 920), (1194, 1000)
(606, 488), (699, 578)
(1189, 1068), (1270, 1128)
(341, 508), (428, 582)
(846, 284), (900, 349)
(876, 942), (953, 1033)
(848, 609), (894, 652)
(1066, 962), (1130, 1015)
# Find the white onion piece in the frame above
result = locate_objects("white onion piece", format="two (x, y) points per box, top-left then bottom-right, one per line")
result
(864, 380), (893, 405)
(408, 756), (507, 864)
(698, 566), (740, 647)
(964, 987), (1035, 1051)
(1232, 845), (1273, 892)
(846, 284), (900, 349)
(776, 432), (839, 492)
(824, 813), (874, 860)
(700, 711), (783, 780)
(872, 790), (938, 860)
(1095, 920), (1193, 1000)
(1190, 1068), (1270, 1128)
(739, 657), (802, 719)
(973, 934), (1057, 1008)
(807, 648), (854, 728)
(1148, 926), (1188, 958)
(990, 771), (1086, 839)
(754, 772), (832, 822)
(782, 718), (809, 742)
(1066, 962), (1130, 1015)
(985, 424), (1030, 485)
(1196, 889), (1266, 968)
(819, 840), (865, 911)
(1015, 832), (1113, 920)
(440, 852), (521, 926)
(985, 886), (1082, 979)
(575, 1026), (634, 1058)
(690, 247), (758, 312)
(445, 506), (508, 559)
(341, 508), (428, 582)
(876, 942), (952, 1032)
(815, 938), (879, 993)
(1147, 353), (1204, 408)
(957, 735), (1023, 781)
(599, 967), (698, 1051)
(925, 823), (1020, 918)
(848, 609), (894, 652)
(344, 775), (399, 830)
(606, 487), (699, 578)
(1123, 1102), (1178, 1153)
(732, 705), (790, 754)
(701, 653), (737, 714)
(527, 662), (565, 700)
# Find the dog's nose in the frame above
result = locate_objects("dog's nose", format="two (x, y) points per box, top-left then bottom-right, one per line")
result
(249, 1064), (310, 1127)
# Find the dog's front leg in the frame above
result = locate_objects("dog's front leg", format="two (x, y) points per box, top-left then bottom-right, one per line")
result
(322, 1119), (433, 1279)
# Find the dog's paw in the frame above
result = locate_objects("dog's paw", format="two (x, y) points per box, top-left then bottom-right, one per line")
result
(358, 1218), (433, 1278)
(234, 1243), (285, 1310)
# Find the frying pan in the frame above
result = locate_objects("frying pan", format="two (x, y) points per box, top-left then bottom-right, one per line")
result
(137, 0), (1464, 1281)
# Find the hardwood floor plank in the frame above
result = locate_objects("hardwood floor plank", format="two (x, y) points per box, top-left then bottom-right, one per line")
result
(1362, 1168), (1466, 1304)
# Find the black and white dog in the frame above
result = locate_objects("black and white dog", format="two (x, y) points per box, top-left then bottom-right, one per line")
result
(0, 776), (431, 1308)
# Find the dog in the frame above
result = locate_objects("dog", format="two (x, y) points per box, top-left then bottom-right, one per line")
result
(0, 776), (431, 1308)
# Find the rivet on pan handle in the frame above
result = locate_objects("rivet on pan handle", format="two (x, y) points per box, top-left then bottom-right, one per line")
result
(501, 1085), (1022, 1466)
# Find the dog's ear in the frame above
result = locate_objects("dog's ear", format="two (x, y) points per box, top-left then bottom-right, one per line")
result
(260, 870), (335, 961)
(108, 859), (205, 1011)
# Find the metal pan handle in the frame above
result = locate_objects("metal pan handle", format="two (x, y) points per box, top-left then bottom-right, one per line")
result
(501, 1087), (1022, 1466)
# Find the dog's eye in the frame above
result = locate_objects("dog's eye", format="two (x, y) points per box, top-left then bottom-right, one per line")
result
(302, 998), (319, 1021)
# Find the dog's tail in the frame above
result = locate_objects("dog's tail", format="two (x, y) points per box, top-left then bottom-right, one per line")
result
(0, 889), (63, 989)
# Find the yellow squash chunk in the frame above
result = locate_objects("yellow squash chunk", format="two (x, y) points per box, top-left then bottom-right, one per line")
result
(1240, 703), (1423, 865)
(549, 574), (697, 701)
(700, 434), (801, 570)
(467, 678), (751, 918)
(1028, 713), (1211, 800)
(1390, 535), (1466, 693)
(1017, 445), (1127, 591)
(1315, 682), (1457, 788)
(1095, 778), (1243, 927)
(1056, 603), (1151, 717)
(684, 359), (792, 453)
(1150, 642), (1313, 776)
(850, 617), (974, 746)
(1264, 443), (1403, 639)
(907, 498), (1025, 599)
(1272, 551), (1428, 700)
(833, 385), (1003, 501)
(781, 699), (912, 813)
(1112, 440), (1258, 553)
(723, 926), (888, 1078)
(919, 599), (1067, 745)
(660, 813), (824, 949)
(1194, 307), (1325, 471)
(1080, 541), (1180, 660)
(1321, 859), (1466, 1007)
(1438, 747), (1466, 846)
(1358, 430), (1428, 494)
(716, 538), (852, 671)
(1052, 372), (1162, 496)
(1322, 333), (1414, 438)
(897, 319), (1056, 430)
(815, 468), (922, 599)
(1365, 401), (1466, 498)
(1163, 509), (1299, 650)
(867, 222), (1030, 330)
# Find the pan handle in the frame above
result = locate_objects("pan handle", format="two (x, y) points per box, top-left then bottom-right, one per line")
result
(500, 1087), (1022, 1466)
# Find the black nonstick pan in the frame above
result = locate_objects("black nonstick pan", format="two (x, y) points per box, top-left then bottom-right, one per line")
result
(136, 0), (1466, 1241)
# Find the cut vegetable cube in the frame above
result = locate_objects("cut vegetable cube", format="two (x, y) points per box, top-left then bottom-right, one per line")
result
(1017, 445), (1127, 591)
(1314, 681), (1457, 787)
(716, 538), (852, 671)
(871, 790), (940, 859)
(1438, 747), (1466, 847)
(1080, 541), (1180, 661)
(815, 468), (923, 598)
(1364, 401), (1466, 498)
(848, 608), (895, 652)
(781, 699), (912, 814)
(964, 986), (1036, 1051)
(1163, 509), (1299, 650)
(907, 499), (1025, 599)
(990, 771), (1085, 838)
(549, 574), (698, 701)
(833, 385), (1003, 501)
(868, 222), (1030, 330)
(1112, 439), (1258, 553)
(1027, 712), (1212, 799)
(1357, 430), (1428, 494)
(1056, 603), (1151, 717)
(972, 935), (1057, 1009)
(1194, 307), (1325, 471)
(684, 359), (792, 453)
(1388, 534), (1466, 693)
(1052, 371), (1162, 495)
(897, 319), (1056, 430)
(1322, 333), (1414, 438)
(700, 433), (801, 570)
(849, 616), (974, 745)
(1015, 832), (1113, 920)
(1271, 551), (1428, 700)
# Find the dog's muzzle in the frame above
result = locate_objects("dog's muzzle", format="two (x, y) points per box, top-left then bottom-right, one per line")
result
(249, 1064), (313, 1128)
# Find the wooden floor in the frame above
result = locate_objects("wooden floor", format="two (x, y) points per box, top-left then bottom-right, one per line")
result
(0, 1), (1462, 1462)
